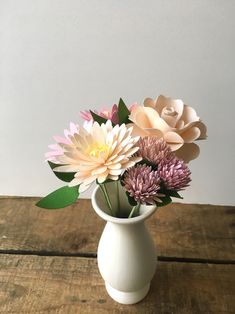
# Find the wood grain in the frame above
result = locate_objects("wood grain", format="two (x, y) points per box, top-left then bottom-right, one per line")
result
(0, 197), (234, 261)
(0, 254), (234, 314)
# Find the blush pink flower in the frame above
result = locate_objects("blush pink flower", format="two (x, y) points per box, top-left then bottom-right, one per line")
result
(80, 105), (118, 124)
(104, 104), (118, 124)
(136, 137), (172, 165)
(80, 102), (138, 125)
(157, 155), (191, 191)
(122, 164), (163, 204)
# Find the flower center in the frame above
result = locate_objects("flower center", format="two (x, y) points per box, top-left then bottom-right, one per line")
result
(162, 106), (178, 117)
(88, 143), (109, 158)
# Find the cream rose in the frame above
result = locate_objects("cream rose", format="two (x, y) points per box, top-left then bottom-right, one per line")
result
(129, 95), (207, 162)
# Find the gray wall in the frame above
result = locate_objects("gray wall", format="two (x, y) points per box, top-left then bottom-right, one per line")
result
(1, 0), (234, 205)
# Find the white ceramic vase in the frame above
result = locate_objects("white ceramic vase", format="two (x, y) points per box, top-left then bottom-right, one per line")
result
(91, 182), (157, 305)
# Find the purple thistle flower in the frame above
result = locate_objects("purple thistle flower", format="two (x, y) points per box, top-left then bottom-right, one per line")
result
(136, 137), (172, 165)
(122, 164), (164, 204)
(158, 155), (191, 191)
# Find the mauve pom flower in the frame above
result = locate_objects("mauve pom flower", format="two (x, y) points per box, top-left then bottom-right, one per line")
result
(158, 156), (191, 191)
(122, 164), (163, 204)
(136, 137), (172, 165)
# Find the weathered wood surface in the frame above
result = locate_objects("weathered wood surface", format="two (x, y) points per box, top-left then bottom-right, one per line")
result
(0, 254), (234, 314)
(0, 197), (234, 261)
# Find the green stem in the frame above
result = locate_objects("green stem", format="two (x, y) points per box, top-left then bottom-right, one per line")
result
(116, 181), (120, 215)
(128, 203), (141, 218)
(100, 183), (115, 217)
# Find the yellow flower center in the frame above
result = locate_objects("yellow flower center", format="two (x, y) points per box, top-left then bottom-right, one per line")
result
(88, 143), (109, 158)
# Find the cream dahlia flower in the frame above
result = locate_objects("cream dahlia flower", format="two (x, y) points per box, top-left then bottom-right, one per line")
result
(129, 95), (207, 162)
(52, 120), (141, 192)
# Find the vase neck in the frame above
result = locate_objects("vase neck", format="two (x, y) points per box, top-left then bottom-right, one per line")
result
(92, 184), (157, 225)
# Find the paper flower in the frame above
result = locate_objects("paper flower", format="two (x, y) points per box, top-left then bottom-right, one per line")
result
(80, 104), (118, 124)
(51, 120), (141, 192)
(157, 155), (191, 191)
(38, 96), (205, 211)
(129, 95), (207, 161)
(80, 110), (93, 121)
(136, 137), (172, 165)
(45, 122), (79, 161)
(122, 164), (163, 204)
(81, 103), (138, 125)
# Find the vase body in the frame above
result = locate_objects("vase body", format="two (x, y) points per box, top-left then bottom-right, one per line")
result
(91, 183), (157, 304)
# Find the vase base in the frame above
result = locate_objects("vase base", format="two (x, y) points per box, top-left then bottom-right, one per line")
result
(105, 282), (150, 305)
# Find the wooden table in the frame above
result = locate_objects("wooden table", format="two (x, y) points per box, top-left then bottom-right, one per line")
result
(0, 197), (234, 313)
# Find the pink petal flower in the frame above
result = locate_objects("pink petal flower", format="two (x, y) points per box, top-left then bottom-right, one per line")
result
(80, 102), (139, 125)
(80, 110), (93, 121)
(45, 122), (79, 161)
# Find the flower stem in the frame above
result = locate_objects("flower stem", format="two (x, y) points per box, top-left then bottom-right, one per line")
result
(100, 183), (115, 217)
(116, 180), (120, 215)
(128, 203), (141, 218)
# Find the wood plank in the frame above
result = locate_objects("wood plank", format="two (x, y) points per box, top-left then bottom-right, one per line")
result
(0, 197), (234, 261)
(0, 254), (234, 313)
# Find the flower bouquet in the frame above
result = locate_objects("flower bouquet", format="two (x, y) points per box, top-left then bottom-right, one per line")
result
(36, 95), (207, 304)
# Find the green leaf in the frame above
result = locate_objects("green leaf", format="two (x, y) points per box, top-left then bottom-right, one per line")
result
(126, 192), (137, 206)
(167, 190), (183, 199)
(90, 110), (108, 125)
(156, 195), (172, 207)
(118, 98), (131, 124)
(138, 159), (158, 170)
(48, 161), (75, 182)
(36, 185), (79, 209)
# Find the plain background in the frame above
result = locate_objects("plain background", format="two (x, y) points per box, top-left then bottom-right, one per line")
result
(0, 0), (234, 205)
